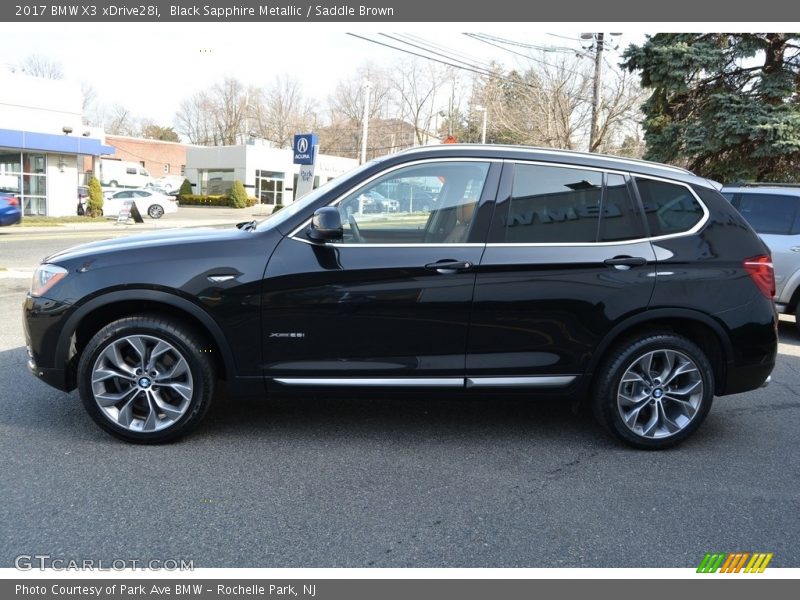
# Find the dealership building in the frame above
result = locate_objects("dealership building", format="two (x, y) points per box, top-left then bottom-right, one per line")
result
(0, 69), (358, 216)
(0, 69), (113, 216)
(185, 141), (358, 205)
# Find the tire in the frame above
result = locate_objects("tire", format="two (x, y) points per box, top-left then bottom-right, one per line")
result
(109, 180), (118, 188)
(591, 333), (714, 450)
(77, 315), (215, 443)
(794, 306), (800, 336)
(148, 204), (164, 219)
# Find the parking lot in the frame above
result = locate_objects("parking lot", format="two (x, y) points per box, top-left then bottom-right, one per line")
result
(1, 219), (799, 568)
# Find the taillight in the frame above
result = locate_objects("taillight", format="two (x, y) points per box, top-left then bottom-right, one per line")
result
(7, 196), (19, 206)
(743, 255), (775, 298)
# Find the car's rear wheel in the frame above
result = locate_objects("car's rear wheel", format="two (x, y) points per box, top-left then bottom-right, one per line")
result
(592, 333), (714, 450)
(77, 315), (215, 443)
(148, 204), (164, 219)
(109, 180), (118, 188)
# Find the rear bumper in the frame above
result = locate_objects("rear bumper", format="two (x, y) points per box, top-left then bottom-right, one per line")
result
(721, 361), (775, 395)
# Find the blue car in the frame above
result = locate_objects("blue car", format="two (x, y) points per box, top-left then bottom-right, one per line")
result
(0, 191), (22, 226)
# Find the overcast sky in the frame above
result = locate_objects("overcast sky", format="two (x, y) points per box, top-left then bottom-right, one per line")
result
(0, 23), (649, 127)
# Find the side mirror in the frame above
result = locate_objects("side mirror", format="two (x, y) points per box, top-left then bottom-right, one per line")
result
(308, 207), (343, 242)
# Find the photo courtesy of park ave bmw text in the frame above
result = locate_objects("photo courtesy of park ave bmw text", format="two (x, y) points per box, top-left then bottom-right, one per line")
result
(0, 0), (799, 596)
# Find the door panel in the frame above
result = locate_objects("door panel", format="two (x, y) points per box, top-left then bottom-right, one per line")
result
(261, 239), (484, 376)
(467, 162), (656, 376)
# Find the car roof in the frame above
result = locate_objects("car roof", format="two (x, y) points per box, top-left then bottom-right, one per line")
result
(721, 185), (800, 195)
(388, 144), (714, 188)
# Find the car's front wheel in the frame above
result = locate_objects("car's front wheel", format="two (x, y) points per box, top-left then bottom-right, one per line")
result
(148, 204), (164, 219)
(77, 315), (215, 443)
(592, 333), (714, 450)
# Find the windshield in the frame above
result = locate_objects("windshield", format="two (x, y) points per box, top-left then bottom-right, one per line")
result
(256, 160), (380, 232)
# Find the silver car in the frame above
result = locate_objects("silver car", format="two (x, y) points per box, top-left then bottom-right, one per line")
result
(722, 185), (800, 331)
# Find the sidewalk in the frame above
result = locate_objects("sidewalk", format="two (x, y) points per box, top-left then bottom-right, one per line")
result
(1, 205), (277, 236)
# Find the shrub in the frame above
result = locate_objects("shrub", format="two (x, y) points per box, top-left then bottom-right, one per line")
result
(87, 176), (103, 218)
(246, 196), (258, 207)
(178, 194), (229, 206)
(178, 178), (193, 198)
(229, 180), (248, 209)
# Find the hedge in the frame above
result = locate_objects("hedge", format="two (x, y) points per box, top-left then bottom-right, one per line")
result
(178, 194), (259, 208)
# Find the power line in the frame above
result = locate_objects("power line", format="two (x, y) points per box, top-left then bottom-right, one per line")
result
(379, 33), (498, 72)
(397, 33), (497, 70)
(346, 33), (543, 91)
(463, 33), (589, 78)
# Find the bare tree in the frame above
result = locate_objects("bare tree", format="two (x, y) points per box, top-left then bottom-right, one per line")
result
(248, 75), (317, 148)
(390, 59), (447, 145)
(105, 104), (135, 136)
(18, 54), (63, 79)
(175, 77), (250, 145)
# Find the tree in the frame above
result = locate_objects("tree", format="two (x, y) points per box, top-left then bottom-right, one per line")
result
(229, 180), (248, 209)
(175, 78), (251, 145)
(249, 75), (317, 148)
(141, 124), (180, 142)
(178, 178), (193, 198)
(624, 33), (800, 181)
(105, 104), (135, 136)
(18, 54), (63, 79)
(86, 176), (103, 218)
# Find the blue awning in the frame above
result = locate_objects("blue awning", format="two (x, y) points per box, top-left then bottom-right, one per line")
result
(0, 128), (115, 156)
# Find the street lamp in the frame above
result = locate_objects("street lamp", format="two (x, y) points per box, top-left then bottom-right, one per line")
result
(360, 80), (372, 164)
(475, 105), (487, 144)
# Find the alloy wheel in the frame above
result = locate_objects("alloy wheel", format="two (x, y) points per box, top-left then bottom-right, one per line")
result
(616, 349), (703, 439)
(91, 334), (194, 432)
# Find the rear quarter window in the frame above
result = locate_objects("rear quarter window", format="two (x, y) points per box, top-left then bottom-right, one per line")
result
(634, 177), (705, 236)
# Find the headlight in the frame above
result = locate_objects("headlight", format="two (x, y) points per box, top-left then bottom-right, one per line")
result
(30, 264), (68, 298)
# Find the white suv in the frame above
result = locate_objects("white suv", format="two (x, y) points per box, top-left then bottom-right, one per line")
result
(722, 185), (800, 331)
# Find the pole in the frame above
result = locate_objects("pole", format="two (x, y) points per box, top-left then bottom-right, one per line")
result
(481, 108), (487, 144)
(589, 32), (604, 153)
(360, 81), (371, 164)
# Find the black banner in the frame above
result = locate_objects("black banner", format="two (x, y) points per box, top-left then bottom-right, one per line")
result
(3, 0), (800, 22)
(4, 579), (798, 600)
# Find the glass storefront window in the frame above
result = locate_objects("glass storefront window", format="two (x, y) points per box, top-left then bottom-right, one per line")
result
(199, 169), (234, 195)
(23, 174), (47, 196)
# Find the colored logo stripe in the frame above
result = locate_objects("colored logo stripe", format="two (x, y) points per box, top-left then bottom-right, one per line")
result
(698, 552), (773, 573)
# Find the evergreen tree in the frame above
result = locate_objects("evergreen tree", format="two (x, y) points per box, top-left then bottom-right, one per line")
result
(623, 33), (800, 181)
(86, 176), (103, 217)
(229, 180), (247, 209)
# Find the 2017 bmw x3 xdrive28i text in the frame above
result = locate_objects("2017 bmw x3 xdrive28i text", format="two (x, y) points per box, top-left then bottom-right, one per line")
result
(23, 146), (777, 448)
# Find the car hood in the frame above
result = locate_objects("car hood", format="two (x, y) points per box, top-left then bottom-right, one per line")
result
(44, 226), (251, 265)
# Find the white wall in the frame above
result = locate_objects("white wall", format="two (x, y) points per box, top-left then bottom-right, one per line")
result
(0, 70), (83, 135)
(45, 155), (80, 217)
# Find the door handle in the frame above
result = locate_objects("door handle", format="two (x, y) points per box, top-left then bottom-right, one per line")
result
(604, 256), (648, 270)
(790, 246), (800, 253)
(425, 260), (474, 273)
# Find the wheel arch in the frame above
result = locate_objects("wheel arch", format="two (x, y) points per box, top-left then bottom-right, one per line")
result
(58, 289), (235, 389)
(586, 308), (732, 394)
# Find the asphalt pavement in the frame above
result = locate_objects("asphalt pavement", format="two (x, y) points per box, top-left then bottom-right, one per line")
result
(1, 220), (799, 568)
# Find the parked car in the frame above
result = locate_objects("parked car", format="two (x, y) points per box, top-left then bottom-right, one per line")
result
(103, 188), (178, 219)
(722, 184), (800, 331)
(100, 159), (155, 189)
(0, 191), (22, 226)
(156, 175), (186, 193)
(23, 145), (777, 447)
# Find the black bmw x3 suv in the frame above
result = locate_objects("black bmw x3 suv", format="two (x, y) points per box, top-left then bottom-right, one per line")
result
(23, 146), (777, 448)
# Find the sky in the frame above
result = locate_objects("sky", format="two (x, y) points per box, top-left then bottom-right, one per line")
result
(0, 23), (650, 128)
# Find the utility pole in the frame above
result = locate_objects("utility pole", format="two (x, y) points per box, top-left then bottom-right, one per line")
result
(589, 32), (604, 153)
(360, 80), (371, 165)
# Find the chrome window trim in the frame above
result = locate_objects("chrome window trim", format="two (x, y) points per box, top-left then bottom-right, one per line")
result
(287, 157), (500, 241)
(495, 162), (711, 247)
(287, 158), (710, 249)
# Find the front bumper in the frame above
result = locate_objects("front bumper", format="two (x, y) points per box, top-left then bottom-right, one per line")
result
(23, 293), (75, 392)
